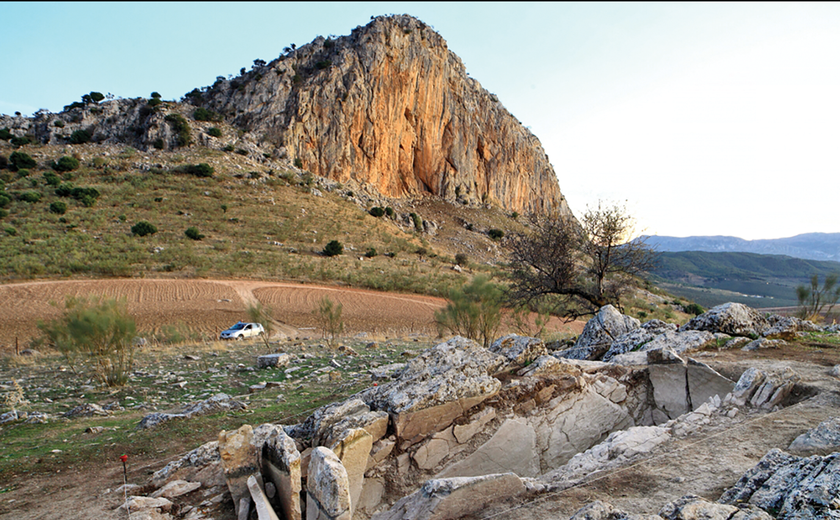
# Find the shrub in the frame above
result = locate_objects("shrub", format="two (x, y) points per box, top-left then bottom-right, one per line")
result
(19, 191), (41, 203)
(0, 193), (12, 208)
(323, 240), (343, 257)
(44, 172), (60, 186)
(193, 107), (220, 122)
(164, 114), (191, 147)
(511, 211), (519, 219)
(365, 247), (377, 258)
(153, 138), (165, 150)
(236, 149), (247, 156)
(88, 92), (105, 103)
(206, 127), (222, 138)
(0, 156), (7, 169)
(49, 201), (67, 214)
(5, 227), (17, 236)
(151, 92), (162, 99)
(180, 163), (214, 177)
(185, 227), (204, 240)
(0, 128), (12, 140)
(53, 120), (65, 128)
(70, 186), (100, 202)
(69, 129), (91, 144)
(488, 228), (504, 241)
(385, 206), (395, 218)
(16, 169), (30, 178)
(0, 209), (7, 219)
(315, 296), (344, 347)
(52, 156), (80, 172)
(410, 212), (423, 232)
(434, 275), (504, 348)
(294, 158), (303, 168)
(368, 207), (385, 217)
(38, 296), (137, 387)
(64, 101), (85, 111)
(10, 136), (32, 147)
(683, 302), (704, 316)
(131, 221), (157, 237)
(455, 253), (469, 266)
(223, 144), (235, 152)
(147, 97), (162, 107)
(9, 151), (36, 170)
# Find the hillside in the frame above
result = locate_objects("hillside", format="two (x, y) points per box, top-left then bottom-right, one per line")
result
(650, 250), (840, 308)
(645, 233), (840, 262)
(0, 15), (571, 217)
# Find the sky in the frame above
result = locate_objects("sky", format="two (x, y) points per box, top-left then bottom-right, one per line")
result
(1, 2), (838, 240)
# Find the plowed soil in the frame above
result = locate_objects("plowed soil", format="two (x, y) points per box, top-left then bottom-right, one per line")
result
(0, 278), (584, 352)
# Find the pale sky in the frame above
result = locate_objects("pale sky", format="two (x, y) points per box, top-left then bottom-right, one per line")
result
(2, 2), (838, 240)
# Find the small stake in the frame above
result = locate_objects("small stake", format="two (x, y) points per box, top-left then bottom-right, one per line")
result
(120, 454), (129, 518)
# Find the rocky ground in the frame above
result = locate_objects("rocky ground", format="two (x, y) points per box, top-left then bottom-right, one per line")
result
(1, 302), (839, 520)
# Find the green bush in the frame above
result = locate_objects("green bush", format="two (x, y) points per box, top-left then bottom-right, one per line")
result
(131, 221), (157, 237)
(0, 128), (12, 140)
(455, 253), (469, 266)
(52, 156), (80, 172)
(49, 201), (67, 214)
(323, 240), (343, 257)
(434, 275), (504, 348)
(5, 226), (17, 236)
(315, 296), (344, 347)
(0, 193), (12, 208)
(147, 97), (163, 107)
(368, 207), (385, 217)
(683, 302), (704, 316)
(0, 209), (8, 219)
(207, 127), (222, 138)
(410, 212), (423, 232)
(193, 107), (220, 122)
(294, 158), (303, 168)
(19, 191), (41, 203)
(165, 114), (191, 147)
(365, 247), (377, 258)
(16, 169), (30, 178)
(185, 227), (204, 240)
(488, 228), (504, 241)
(69, 129), (91, 144)
(44, 172), (60, 186)
(385, 206), (395, 218)
(180, 163), (214, 177)
(223, 144), (235, 152)
(53, 120), (65, 128)
(0, 156), (7, 169)
(38, 296), (137, 387)
(151, 92), (162, 99)
(9, 151), (36, 170)
(88, 92), (105, 103)
(10, 136), (32, 147)
(153, 138), (165, 149)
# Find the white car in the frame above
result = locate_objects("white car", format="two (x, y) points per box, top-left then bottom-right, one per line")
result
(220, 321), (265, 340)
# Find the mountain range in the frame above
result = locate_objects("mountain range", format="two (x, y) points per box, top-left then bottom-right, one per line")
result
(643, 233), (840, 262)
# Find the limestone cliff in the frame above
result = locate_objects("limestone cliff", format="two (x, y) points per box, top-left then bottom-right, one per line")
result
(194, 15), (570, 216)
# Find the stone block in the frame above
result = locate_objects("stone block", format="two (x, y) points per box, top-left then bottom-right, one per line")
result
(437, 418), (539, 478)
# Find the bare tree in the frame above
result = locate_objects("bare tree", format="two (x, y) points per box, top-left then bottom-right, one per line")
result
(505, 201), (656, 318)
(797, 274), (840, 321)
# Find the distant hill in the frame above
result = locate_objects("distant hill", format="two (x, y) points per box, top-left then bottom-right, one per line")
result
(643, 233), (840, 262)
(649, 250), (840, 309)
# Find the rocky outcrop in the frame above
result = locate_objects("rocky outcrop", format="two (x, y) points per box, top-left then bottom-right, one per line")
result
(558, 305), (641, 361)
(719, 448), (840, 520)
(195, 15), (570, 215)
(680, 303), (768, 337)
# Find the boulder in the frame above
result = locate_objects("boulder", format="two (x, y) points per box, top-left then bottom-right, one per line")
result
(367, 337), (505, 444)
(150, 480), (201, 499)
(719, 448), (840, 520)
(558, 305), (640, 361)
(489, 335), (547, 365)
(257, 353), (293, 369)
(517, 355), (582, 377)
(138, 393), (247, 429)
(763, 315), (821, 340)
(602, 320), (678, 361)
(725, 367), (800, 410)
(437, 418), (540, 478)
(788, 417), (840, 454)
(371, 473), (526, 520)
(262, 428), (302, 520)
(660, 495), (773, 520)
(150, 440), (223, 489)
(570, 500), (664, 520)
(306, 447), (352, 520)
(638, 331), (716, 356)
(219, 425), (259, 517)
(329, 428), (373, 517)
(680, 302), (768, 337)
